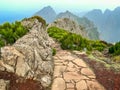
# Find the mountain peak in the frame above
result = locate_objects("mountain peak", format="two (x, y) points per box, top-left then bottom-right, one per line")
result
(65, 10), (71, 13)
(42, 6), (53, 11)
(104, 9), (111, 14)
(35, 6), (56, 23)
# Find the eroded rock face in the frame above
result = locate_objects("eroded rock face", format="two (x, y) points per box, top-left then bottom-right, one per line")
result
(0, 18), (54, 89)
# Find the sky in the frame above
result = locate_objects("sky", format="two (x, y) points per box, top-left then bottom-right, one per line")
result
(1, 0), (120, 23)
(1, 0), (120, 13)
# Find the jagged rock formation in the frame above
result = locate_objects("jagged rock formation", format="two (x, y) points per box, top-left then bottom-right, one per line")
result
(56, 11), (99, 40)
(48, 18), (88, 38)
(0, 17), (54, 89)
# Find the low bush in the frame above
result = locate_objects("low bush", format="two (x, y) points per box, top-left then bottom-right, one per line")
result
(52, 48), (56, 56)
(0, 21), (28, 46)
(109, 41), (120, 55)
(47, 26), (107, 52)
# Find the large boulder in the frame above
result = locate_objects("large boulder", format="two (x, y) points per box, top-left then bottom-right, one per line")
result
(0, 17), (54, 89)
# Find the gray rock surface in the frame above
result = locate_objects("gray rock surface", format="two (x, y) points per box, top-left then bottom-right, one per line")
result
(0, 18), (54, 88)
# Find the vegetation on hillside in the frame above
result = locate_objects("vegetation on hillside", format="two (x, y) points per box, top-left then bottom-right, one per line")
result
(52, 48), (56, 56)
(0, 21), (28, 46)
(109, 42), (120, 56)
(109, 42), (120, 62)
(47, 26), (107, 52)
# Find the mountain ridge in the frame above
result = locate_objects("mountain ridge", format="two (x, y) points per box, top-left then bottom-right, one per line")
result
(56, 10), (99, 40)
(85, 7), (120, 42)
(34, 6), (57, 23)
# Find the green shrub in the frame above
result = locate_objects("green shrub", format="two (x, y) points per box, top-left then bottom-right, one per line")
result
(47, 26), (107, 52)
(52, 48), (56, 56)
(0, 21), (28, 46)
(109, 41), (120, 55)
(0, 39), (5, 47)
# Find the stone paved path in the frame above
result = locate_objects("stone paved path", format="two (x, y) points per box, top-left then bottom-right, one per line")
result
(51, 44), (105, 90)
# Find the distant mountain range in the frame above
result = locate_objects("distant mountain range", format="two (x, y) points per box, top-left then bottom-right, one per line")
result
(1, 5), (120, 42)
(85, 7), (120, 42)
(35, 6), (99, 40)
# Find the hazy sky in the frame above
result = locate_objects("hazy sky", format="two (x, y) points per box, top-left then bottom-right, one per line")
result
(1, 0), (120, 13)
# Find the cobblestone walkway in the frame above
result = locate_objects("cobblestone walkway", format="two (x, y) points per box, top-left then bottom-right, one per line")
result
(51, 45), (105, 90)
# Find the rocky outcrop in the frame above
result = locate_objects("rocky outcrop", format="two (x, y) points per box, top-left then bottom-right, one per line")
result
(48, 18), (88, 38)
(56, 11), (99, 40)
(0, 17), (54, 89)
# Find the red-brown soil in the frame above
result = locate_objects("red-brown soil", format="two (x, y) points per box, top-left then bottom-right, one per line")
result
(77, 54), (120, 90)
(0, 71), (44, 90)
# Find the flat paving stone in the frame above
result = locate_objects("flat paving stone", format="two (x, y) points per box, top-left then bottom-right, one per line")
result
(51, 78), (66, 90)
(87, 80), (105, 90)
(76, 80), (88, 90)
(53, 66), (66, 78)
(63, 72), (88, 80)
(51, 45), (105, 90)
(66, 83), (74, 89)
(59, 55), (76, 61)
(72, 58), (88, 67)
(81, 68), (96, 79)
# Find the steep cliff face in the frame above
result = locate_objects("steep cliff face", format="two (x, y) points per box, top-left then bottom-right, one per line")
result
(48, 18), (88, 38)
(0, 17), (54, 89)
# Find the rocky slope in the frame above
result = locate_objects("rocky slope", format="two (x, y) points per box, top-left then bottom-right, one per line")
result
(56, 11), (99, 40)
(48, 18), (88, 38)
(0, 17), (54, 89)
